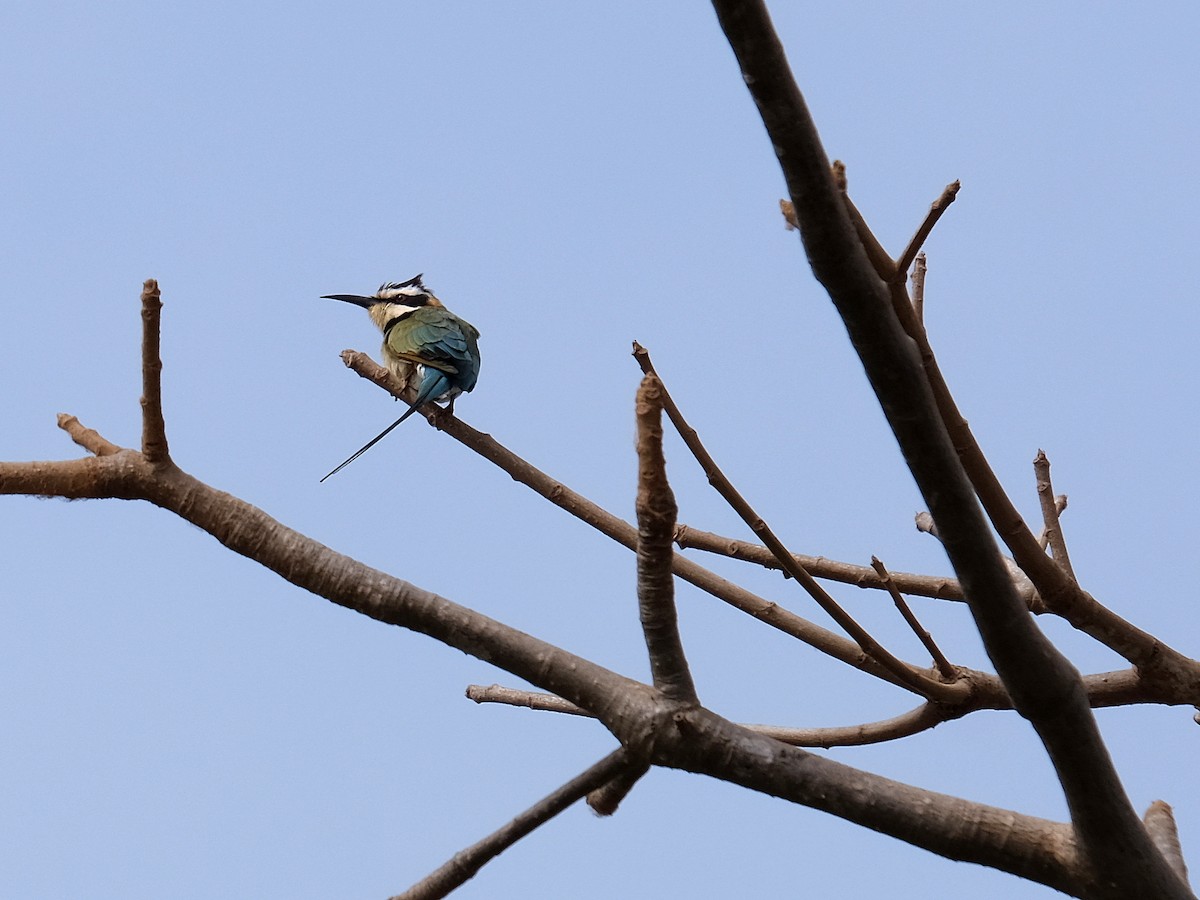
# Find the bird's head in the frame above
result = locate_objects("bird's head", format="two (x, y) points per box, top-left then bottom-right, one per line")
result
(322, 274), (444, 332)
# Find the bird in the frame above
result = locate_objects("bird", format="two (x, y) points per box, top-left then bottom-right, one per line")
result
(320, 274), (481, 482)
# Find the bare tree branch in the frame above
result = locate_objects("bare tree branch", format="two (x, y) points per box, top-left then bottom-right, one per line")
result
(391, 748), (631, 900)
(895, 181), (960, 277)
(870, 556), (957, 681)
(911, 251), (927, 327)
(586, 760), (651, 816)
(339, 351), (964, 699)
(634, 375), (698, 704)
(1145, 801), (1191, 887)
(709, 2), (1191, 894)
(1035, 450), (1077, 580)
(674, 524), (965, 600)
(6, 430), (1106, 891)
(1037, 494), (1069, 551)
(632, 342), (955, 702)
(467, 684), (591, 717)
(139, 279), (170, 465)
(467, 684), (961, 748)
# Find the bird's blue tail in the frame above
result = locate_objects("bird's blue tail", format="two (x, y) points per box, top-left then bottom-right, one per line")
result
(319, 370), (453, 482)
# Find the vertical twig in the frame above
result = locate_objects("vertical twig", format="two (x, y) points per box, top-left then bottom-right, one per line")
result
(911, 252), (927, 328)
(1144, 801), (1191, 886)
(1036, 495), (1068, 551)
(139, 279), (170, 465)
(635, 375), (699, 704)
(1034, 451), (1076, 581)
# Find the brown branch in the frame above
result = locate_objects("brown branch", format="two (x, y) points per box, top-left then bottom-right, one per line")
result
(675, 523), (964, 600)
(836, 183), (895, 281)
(1035, 451), (1076, 581)
(1144, 801), (1191, 886)
(467, 683), (591, 717)
(391, 748), (631, 900)
(746, 702), (958, 748)
(900, 266), (1191, 675)
(870, 557), (957, 681)
(632, 342), (954, 702)
(895, 181), (960, 276)
(634, 375), (698, 703)
(1037, 494), (1069, 551)
(586, 760), (650, 816)
(59, 413), (124, 457)
(340, 350), (968, 701)
(832, 160), (1185, 681)
(911, 251), (927, 327)
(710, 2), (1191, 894)
(915, 512), (1041, 611)
(9, 444), (1109, 890)
(467, 684), (961, 748)
(139, 279), (170, 465)
(342, 345), (1200, 716)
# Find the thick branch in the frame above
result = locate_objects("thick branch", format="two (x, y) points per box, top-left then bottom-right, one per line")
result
(634, 375), (698, 703)
(6, 444), (1183, 893)
(710, 2), (1190, 895)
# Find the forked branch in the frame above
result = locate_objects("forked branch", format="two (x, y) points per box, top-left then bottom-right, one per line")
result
(632, 342), (958, 702)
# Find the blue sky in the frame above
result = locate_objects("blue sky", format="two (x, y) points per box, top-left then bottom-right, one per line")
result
(4, 4), (1199, 898)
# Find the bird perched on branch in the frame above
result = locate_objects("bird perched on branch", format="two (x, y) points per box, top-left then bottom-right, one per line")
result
(320, 274), (481, 481)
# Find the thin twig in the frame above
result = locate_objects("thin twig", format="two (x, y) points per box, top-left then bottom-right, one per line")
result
(466, 684), (591, 716)
(746, 702), (958, 748)
(635, 375), (698, 703)
(1034, 451), (1076, 581)
(870, 557), (957, 681)
(587, 761), (650, 816)
(674, 524), (964, 601)
(895, 181), (960, 276)
(632, 342), (952, 701)
(340, 351), (972, 702)
(139, 279), (170, 465)
(1036, 495), (1068, 551)
(466, 684), (961, 748)
(57, 413), (123, 457)
(390, 748), (630, 900)
(911, 251), (927, 327)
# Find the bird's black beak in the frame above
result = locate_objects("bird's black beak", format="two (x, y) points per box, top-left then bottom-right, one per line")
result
(321, 293), (377, 309)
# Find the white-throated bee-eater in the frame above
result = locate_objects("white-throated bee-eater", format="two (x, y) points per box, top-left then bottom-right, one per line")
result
(320, 274), (480, 481)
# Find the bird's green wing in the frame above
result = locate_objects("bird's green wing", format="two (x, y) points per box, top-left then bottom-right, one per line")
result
(385, 307), (481, 389)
